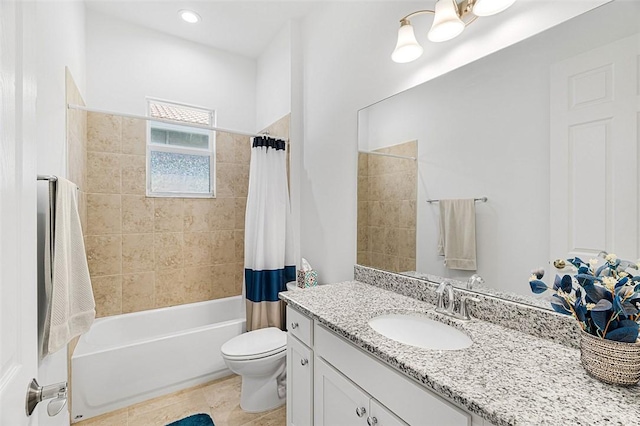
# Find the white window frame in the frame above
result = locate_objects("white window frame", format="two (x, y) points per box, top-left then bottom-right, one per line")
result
(146, 98), (216, 198)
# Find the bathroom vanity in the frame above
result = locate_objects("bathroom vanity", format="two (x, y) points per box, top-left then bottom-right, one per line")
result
(281, 276), (640, 426)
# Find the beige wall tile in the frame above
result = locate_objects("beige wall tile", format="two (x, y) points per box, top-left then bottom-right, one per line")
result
(155, 269), (185, 308)
(398, 257), (416, 273)
(357, 251), (370, 266)
(235, 134), (252, 164)
(122, 272), (155, 313)
(86, 193), (121, 235)
(121, 154), (146, 195)
(357, 176), (368, 202)
(357, 226), (369, 253)
(380, 201), (400, 228)
(122, 233), (155, 273)
(369, 201), (383, 227)
(234, 198), (246, 230)
(215, 163), (234, 198)
(212, 263), (238, 299)
(122, 195), (154, 233)
(235, 262), (244, 295)
(211, 230), (235, 265)
(67, 133), (86, 190)
(382, 228), (399, 255)
(216, 132), (235, 164)
(87, 112), (122, 153)
(85, 235), (122, 276)
(369, 227), (384, 255)
(122, 117), (146, 155)
(398, 228), (416, 259)
(184, 266), (214, 303)
(399, 200), (417, 229)
(91, 275), (122, 317)
(155, 233), (184, 270)
(87, 152), (121, 194)
(234, 230), (244, 263)
(357, 200), (368, 227)
(230, 164), (249, 197)
(155, 198), (184, 232)
(184, 199), (212, 232)
(183, 232), (213, 267)
(209, 198), (235, 230)
(77, 191), (88, 234)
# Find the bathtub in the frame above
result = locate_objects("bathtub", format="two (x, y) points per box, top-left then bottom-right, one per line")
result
(71, 296), (245, 422)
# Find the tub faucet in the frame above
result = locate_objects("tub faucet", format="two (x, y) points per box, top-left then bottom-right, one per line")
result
(466, 274), (484, 290)
(435, 280), (455, 315)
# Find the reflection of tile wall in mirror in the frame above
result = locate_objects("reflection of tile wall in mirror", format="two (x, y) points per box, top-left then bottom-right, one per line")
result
(357, 141), (417, 273)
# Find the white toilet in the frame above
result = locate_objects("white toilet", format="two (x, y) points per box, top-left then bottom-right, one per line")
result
(221, 326), (287, 413)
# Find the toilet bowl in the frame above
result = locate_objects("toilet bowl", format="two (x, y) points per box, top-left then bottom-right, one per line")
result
(221, 327), (287, 413)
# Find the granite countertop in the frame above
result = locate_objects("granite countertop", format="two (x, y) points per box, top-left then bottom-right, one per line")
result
(280, 281), (640, 426)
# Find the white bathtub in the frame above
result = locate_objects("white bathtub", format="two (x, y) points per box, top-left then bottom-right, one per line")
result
(71, 296), (245, 422)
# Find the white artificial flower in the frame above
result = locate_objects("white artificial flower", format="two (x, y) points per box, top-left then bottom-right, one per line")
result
(586, 303), (596, 310)
(605, 253), (617, 263)
(529, 274), (537, 282)
(602, 276), (617, 291)
(588, 258), (599, 267)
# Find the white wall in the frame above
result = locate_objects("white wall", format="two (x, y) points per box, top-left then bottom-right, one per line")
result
(298, 0), (609, 284)
(256, 22), (292, 132)
(85, 9), (256, 131)
(35, 1), (86, 424)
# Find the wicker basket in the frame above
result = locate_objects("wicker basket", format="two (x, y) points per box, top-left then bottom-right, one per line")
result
(580, 330), (640, 386)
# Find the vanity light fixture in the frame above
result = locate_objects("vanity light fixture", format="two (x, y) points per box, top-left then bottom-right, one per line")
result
(179, 9), (201, 24)
(391, 0), (516, 63)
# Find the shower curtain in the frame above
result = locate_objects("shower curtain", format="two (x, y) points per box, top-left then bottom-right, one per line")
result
(244, 136), (295, 331)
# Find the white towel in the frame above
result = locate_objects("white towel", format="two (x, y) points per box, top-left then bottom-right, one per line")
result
(43, 178), (95, 357)
(437, 199), (477, 271)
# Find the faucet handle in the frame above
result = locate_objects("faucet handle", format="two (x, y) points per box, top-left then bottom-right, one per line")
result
(459, 296), (480, 320)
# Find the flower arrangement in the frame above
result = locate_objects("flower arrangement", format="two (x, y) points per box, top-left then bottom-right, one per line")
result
(529, 254), (640, 343)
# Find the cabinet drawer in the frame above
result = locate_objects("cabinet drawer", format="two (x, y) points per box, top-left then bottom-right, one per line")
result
(287, 305), (313, 346)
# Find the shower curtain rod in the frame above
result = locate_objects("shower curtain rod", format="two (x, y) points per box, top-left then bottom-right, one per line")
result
(358, 150), (417, 161)
(67, 104), (289, 142)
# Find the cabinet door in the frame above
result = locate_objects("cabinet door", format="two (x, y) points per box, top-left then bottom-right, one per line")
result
(287, 335), (313, 426)
(369, 400), (408, 426)
(314, 357), (369, 426)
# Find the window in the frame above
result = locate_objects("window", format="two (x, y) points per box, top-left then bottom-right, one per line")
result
(146, 99), (215, 197)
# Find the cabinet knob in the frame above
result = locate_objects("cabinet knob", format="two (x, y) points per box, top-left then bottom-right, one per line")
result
(355, 407), (367, 418)
(367, 417), (378, 426)
(291, 322), (299, 329)
(300, 358), (308, 366)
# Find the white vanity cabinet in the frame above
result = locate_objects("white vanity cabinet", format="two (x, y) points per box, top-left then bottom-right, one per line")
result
(286, 305), (492, 426)
(287, 306), (314, 426)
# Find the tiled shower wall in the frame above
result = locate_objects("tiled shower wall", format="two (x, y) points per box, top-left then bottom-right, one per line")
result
(357, 141), (417, 273)
(82, 111), (291, 318)
(66, 68), (87, 234)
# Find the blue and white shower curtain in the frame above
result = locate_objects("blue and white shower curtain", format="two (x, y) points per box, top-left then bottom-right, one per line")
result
(244, 136), (295, 331)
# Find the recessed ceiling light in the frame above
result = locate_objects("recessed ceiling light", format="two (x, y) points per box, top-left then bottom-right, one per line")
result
(179, 9), (201, 24)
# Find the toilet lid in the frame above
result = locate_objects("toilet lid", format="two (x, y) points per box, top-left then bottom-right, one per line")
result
(221, 327), (287, 360)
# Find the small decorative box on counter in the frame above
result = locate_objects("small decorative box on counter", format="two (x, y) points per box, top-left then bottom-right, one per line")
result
(297, 269), (318, 288)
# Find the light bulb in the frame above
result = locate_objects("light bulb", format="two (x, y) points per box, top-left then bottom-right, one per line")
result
(179, 10), (201, 24)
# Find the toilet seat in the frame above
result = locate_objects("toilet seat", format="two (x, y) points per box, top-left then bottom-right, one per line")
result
(221, 327), (286, 361)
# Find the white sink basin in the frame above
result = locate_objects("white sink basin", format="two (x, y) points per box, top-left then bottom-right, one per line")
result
(368, 314), (472, 350)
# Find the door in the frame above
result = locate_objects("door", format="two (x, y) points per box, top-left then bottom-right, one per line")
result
(287, 336), (313, 426)
(314, 357), (368, 426)
(0, 1), (39, 424)
(550, 34), (640, 262)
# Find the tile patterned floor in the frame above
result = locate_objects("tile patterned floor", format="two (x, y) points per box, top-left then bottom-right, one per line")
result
(76, 375), (285, 426)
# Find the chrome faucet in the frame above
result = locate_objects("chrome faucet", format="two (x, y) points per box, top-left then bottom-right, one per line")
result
(466, 274), (484, 290)
(436, 279), (479, 321)
(435, 279), (455, 315)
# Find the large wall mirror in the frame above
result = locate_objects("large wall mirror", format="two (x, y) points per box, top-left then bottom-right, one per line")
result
(357, 0), (640, 308)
